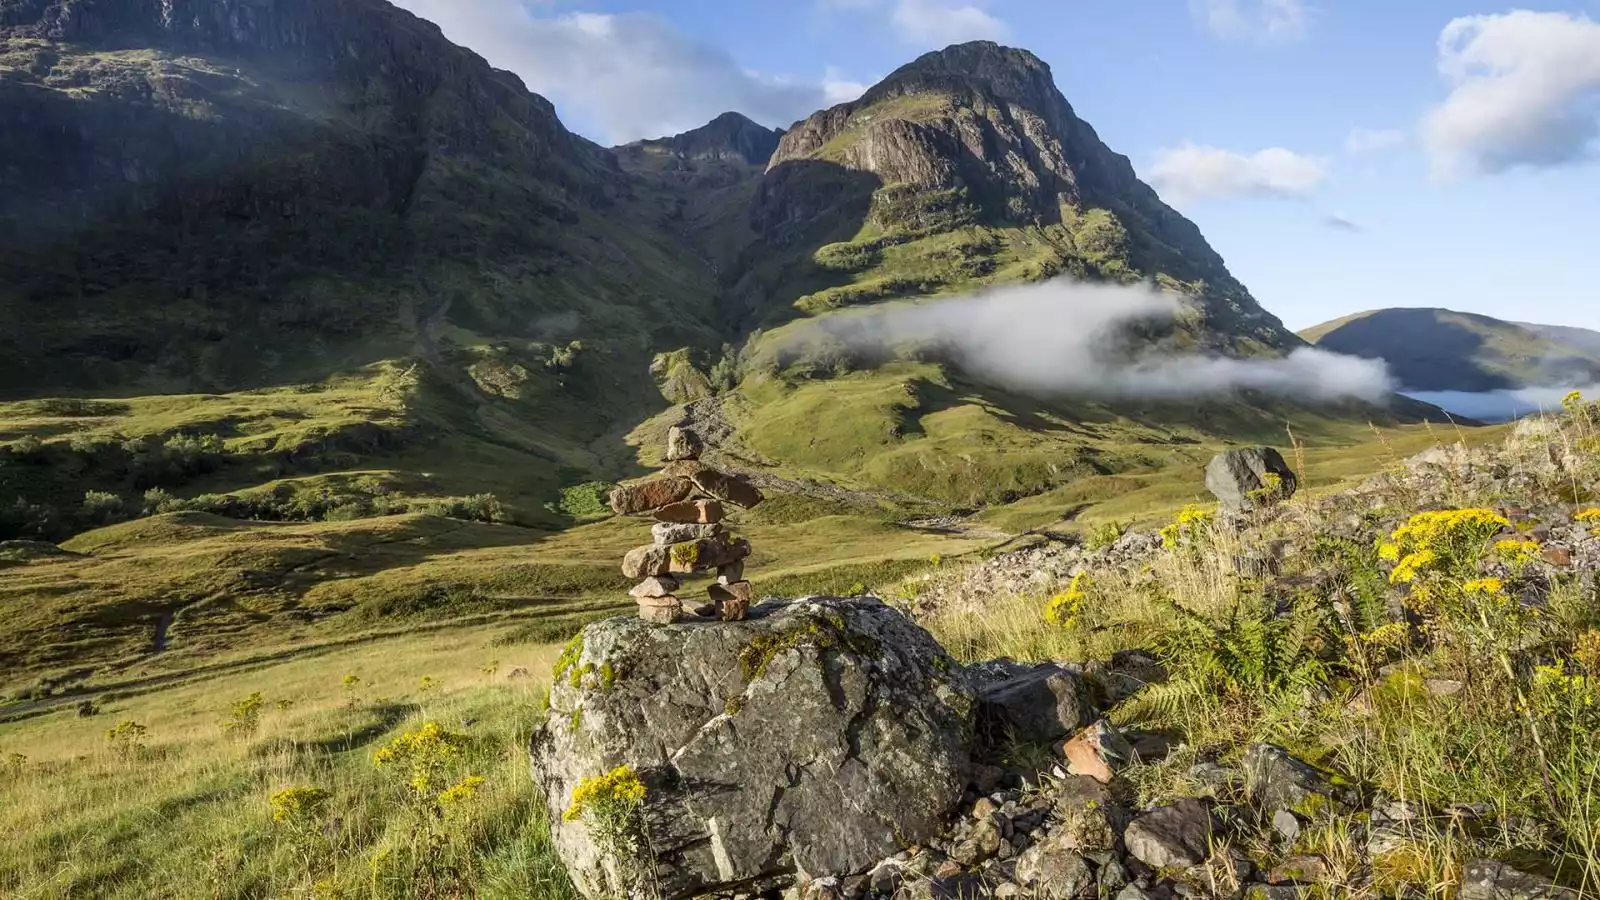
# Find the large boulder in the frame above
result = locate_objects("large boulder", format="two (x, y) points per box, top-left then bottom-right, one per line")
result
(530, 598), (978, 900)
(1205, 448), (1298, 511)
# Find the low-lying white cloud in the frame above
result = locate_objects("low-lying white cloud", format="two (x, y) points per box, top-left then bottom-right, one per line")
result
(1423, 10), (1600, 178)
(786, 280), (1394, 402)
(390, 0), (856, 143)
(1148, 144), (1326, 206)
(1190, 0), (1310, 43)
(1345, 126), (1407, 155)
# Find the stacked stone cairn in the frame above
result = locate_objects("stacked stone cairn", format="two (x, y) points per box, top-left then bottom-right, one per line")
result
(608, 424), (763, 624)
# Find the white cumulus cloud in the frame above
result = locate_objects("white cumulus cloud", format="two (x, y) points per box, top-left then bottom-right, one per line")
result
(1148, 144), (1327, 206)
(389, 0), (857, 144)
(1345, 126), (1407, 155)
(891, 0), (1009, 45)
(819, 0), (1008, 46)
(1190, 0), (1310, 43)
(1422, 10), (1600, 178)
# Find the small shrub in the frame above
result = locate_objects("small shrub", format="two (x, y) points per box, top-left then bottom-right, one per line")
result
(1044, 573), (1091, 628)
(1160, 504), (1214, 550)
(372, 722), (470, 800)
(269, 785), (332, 827)
(1085, 520), (1128, 551)
(80, 490), (128, 526)
(221, 692), (265, 736)
(105, 720), (148, 760)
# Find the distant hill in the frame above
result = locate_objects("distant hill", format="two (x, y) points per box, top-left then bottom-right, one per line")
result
(1518, 321), (1600, 359)
(1300, 308), (1600, 392)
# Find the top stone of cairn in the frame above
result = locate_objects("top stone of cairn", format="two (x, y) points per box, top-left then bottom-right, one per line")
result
(666, 425), (703, 462)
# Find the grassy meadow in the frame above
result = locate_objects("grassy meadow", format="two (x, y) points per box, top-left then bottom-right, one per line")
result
(0, 624), (577, 899)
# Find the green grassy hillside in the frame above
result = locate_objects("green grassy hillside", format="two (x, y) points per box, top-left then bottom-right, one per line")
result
(1302, 308), (1600, 391)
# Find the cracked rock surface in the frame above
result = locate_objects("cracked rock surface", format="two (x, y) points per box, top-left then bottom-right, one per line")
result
(530, 597), (976, 900)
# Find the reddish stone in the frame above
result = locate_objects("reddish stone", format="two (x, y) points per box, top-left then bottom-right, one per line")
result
(710, 580), (754, 621)
(608, 477), (694, 516)
(1544, 546), (1573, 567)
(653, 499), (725, 524)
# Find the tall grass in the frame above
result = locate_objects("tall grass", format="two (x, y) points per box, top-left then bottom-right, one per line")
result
(928, 407), (1600, 895)
(0, 626), (577, 899)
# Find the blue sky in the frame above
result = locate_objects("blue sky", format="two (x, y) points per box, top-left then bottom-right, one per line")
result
(391, 0), (1600, 333)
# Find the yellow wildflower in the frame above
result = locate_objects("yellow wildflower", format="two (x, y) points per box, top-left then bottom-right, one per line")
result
(1389, 509), (1508, 548)
(269, 786), (331, 825)
(373, 721), (469, 798)
(1160, 504), (1215, 549)
(1377, 542), (1401, 562)
(1361, 622), (1410, 648)
(1494, 539), (1541, 565)
(1463, 577), (1504, 596)
(1043, 574), (1090, 628)
(564, 765), (647, 822)
(438, 775), (485, 806)
(1574, 630), (1600, 674)
(1389, 549), (1437, 584)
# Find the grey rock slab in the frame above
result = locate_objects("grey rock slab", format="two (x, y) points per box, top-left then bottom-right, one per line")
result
(1123, 798), (1216, 870)
(1458, 860), (1580, 900)
(974, 661), (1095, 747)
(1241, 743), (1357, 819)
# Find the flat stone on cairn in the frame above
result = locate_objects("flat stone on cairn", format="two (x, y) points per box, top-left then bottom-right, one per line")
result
(609, 423), (764, 622)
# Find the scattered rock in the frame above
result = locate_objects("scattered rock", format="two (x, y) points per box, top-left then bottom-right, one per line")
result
(1123, 798), (1216, 869)
(1060, 719), (1132, 784)
(1268, 855), (1328, 885)
(531, 598), (975, 900)
(1012, 843), (1094, 899)
(609, 477), (695, 516)
(1242, 744), (1356, 819)
(1205, 448), (1298, 511)
(504, 666), (531, 680)
(1048, 775), (1127, 851)
(975, 662), (1095, 747)
(1244, 886), (1308, 900)
(1270, 808), (1302, 843)
(1458, 859), (1580, 900)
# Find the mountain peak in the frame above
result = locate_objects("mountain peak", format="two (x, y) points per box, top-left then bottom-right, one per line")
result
(622, 112), (782, 166)
(866, 41), (1055, 105)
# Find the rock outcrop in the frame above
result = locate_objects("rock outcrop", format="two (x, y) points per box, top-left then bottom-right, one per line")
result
(530, 597), (976, 900)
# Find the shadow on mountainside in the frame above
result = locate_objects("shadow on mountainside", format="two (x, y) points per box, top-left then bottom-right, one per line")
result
(1313, 309), (1505, 393)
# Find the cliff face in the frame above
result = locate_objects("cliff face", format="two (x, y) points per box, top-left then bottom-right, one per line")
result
(756, 42), (1296, 353)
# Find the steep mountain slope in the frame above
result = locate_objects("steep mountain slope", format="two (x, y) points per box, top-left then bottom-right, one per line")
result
(0, 0), (737, 536)
(726, 42), (1296, 353)
(1302, 308), (1600, 392)
(0, 0), (722, 398)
